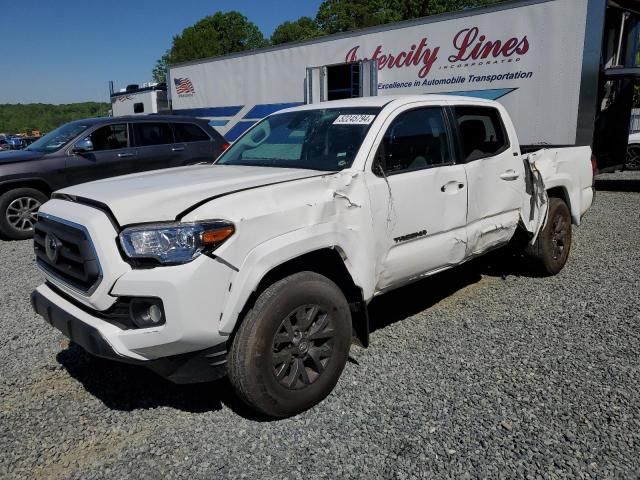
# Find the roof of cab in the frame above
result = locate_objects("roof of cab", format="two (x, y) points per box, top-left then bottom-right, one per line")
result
(276, 94), (497, 114)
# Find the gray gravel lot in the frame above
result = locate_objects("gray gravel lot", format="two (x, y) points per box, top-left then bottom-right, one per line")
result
(1, 173), (639, 479)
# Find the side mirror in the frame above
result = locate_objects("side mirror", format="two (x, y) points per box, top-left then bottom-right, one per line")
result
(72, 138), (94, 154)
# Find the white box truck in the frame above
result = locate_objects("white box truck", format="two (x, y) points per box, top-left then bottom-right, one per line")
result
(167, 0), (639, 171)
(110, 82), (170, 116)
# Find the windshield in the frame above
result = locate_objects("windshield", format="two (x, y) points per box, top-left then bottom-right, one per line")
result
(27, 122), (91, 153)
(216, 107), (381, 171)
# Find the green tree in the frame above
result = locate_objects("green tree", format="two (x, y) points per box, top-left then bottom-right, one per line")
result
(271, 17), (323, 45)
(424, 0), (504, 15)
(152, 50), (170, 84)
(388, 0), (431, 20)
(315, 0), (504, 34)
(0, 103), (110, 134)
(316, 0), (399, 34)
(168, 11), (268, 64)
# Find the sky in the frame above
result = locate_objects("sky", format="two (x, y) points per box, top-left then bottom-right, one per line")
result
(0, 0), (323, 105)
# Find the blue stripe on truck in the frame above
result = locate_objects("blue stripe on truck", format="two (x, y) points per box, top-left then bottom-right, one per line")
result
(243, 102), (304, 119)
(440, 88), (517, 100)
(225, 121), (257, 141)
(173, 105), (244, 117)
(208, 120), (229, 127)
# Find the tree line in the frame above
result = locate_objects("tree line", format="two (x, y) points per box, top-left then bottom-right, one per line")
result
(0, 103), (109, 135)
(152, 0), (502, 83)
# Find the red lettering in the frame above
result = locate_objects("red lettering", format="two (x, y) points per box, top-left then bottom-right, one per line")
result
(501, 38), (518, 56)
(342, 36), (450, 79)
(516, 36), (529, 54)
(386, 54), (396, 68)
(345, 46), (359, 63)
(404, 45), (416, 66)
(448, 27), (530, 63)
(479, 40), (502, 59)
(418, 47), (439, 78)
(449, 27), (478, 62)
(412, 38), (428, 66)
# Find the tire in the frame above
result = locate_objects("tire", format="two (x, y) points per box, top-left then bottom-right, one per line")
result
(626, 144), (640, 170)
(526, 197), (572, 276)
(227, 271), (352, 418)
(0, 188), (48, 240)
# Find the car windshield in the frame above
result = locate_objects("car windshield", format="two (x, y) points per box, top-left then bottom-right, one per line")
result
(216, 107), (381, 171)
(27, 122), (91, 152)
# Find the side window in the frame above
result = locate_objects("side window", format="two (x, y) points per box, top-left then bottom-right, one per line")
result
(173, 123), (211, 143)
(375, 107), (451, 175)
(454, 106), (508, 162)
(133, 102), (144, 114)
(90, 124), (128, 151)
(133, 123), (174, 146)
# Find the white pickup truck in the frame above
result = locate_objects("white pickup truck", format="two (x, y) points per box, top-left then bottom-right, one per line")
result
(31, 96), (594, 417)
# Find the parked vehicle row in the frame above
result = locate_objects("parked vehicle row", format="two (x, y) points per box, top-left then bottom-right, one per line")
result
(0, 115), (227, 239)
(30, 96), (594, 417)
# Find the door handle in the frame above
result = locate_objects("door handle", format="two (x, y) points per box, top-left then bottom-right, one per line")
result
(117, 152), (134, 158)
(499, 169), (520, 181)
(441, 181), (465, 193)
(171, 147), (185, 152)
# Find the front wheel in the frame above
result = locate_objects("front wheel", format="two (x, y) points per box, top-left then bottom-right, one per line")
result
(227, 271), (352, 418)
(0, 188), (48, 240)
(526, 197), (572, 276)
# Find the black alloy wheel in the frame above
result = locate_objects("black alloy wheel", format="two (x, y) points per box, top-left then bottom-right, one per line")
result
(271, 304), (335, 390)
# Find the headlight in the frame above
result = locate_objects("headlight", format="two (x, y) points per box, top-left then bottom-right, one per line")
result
(119, 221), (234, 265)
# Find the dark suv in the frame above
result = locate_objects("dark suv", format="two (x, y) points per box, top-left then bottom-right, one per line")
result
(0, 116), (227, 239)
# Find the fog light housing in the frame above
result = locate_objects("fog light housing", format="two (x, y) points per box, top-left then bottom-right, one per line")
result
(129, 298), (165, 328)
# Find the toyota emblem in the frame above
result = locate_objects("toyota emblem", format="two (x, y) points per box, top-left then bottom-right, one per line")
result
(44, 233), (61, 263)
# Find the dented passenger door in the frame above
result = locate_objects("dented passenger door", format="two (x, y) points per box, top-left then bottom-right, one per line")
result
(366, 104), (468, 291)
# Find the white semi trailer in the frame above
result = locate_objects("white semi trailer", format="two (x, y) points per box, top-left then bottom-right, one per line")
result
(168, 0), (639, 171)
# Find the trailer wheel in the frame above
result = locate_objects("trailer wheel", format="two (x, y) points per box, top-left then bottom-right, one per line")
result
(526, 197), (572, 276)
(0, 188), (47, 240)
(227, 271), (352, 418)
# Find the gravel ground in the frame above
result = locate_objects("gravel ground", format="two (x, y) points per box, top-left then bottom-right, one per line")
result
(1, 172), (639, 479)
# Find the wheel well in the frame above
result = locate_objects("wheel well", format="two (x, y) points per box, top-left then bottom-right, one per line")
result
(0, 180), (52, 198)
(236, 248), (369, 347)
(546, 186), (570, 210)
(257, 248), (362, 305)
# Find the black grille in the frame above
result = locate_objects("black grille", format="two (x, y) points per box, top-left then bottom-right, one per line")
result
(34, 216), (102, 293)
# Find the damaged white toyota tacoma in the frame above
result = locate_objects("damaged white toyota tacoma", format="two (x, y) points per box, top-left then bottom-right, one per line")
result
(31, 96), (594, 417)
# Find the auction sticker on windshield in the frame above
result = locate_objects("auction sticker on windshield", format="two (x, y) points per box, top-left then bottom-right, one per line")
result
(333, 114), (376, 125)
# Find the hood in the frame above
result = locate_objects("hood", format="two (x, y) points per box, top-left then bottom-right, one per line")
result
(0, 149), (45, 165)
(57, 165), (329, 226)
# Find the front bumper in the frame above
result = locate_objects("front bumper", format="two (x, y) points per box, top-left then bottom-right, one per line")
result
(35, 199), (235, 361)
(32, 287), (227, 384)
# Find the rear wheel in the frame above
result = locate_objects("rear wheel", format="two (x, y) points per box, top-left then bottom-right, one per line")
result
(626, 144), (640, 170)
(227, 271), (352, 418)
(526, 197), (572, 276)
(0, 188), (48, 240)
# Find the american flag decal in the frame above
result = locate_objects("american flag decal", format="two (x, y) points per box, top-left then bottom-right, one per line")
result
(174, 77), (195, 95)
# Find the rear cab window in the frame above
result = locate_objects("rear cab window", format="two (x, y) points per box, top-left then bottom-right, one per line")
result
(453, 106), (509, 162)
